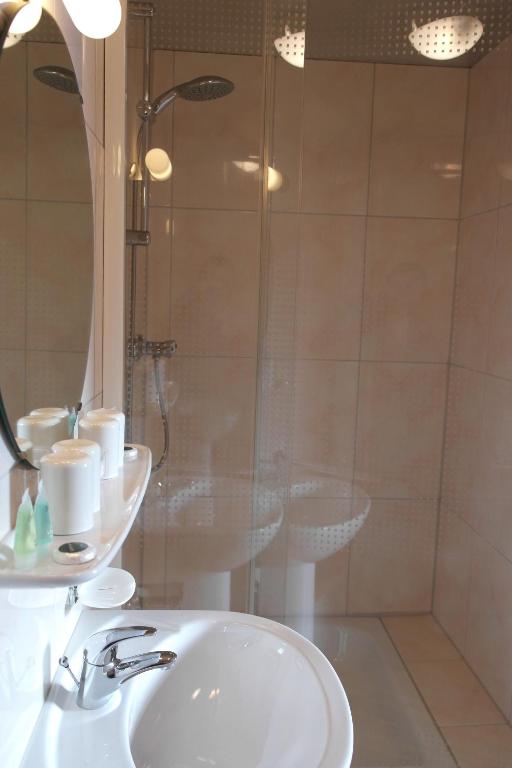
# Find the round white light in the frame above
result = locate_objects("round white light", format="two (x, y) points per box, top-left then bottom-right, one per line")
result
(145, 148), (172, 182)
(409, 16), (483, 61)
(63, 0), (122, 40)
(267, 166), (283, 192)
(274, 25), (305, 68)
(128, 162), (142, 181)
(9, 0), (42, 35)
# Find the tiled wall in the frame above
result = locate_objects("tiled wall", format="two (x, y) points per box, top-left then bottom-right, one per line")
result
(266, 59), (466, 615)
(125, 47), (264, 606)
(129, 47), (467, 613)
(434, 36), (512, 721)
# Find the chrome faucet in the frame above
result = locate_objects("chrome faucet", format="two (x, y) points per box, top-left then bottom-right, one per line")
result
(59, 626), (176, 709)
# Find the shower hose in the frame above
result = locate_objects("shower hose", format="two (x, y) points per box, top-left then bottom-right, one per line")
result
(151, 355), (169, 473)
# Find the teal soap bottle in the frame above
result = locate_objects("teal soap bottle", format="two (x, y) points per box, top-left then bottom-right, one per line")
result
(34, 479), (52, 550)
(13, 488), (36, 569)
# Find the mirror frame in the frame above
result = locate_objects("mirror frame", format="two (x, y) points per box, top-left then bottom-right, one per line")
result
(0, 3), (93, 468)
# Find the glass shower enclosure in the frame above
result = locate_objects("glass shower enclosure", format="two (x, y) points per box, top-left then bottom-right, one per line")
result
(123, 1), (512, 764)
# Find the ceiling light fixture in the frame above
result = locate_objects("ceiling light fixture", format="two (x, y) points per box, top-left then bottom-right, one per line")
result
(409, 15), (483, 60)
(63, 0), (122, 40)
(274, 25), (305, 68)
(6, 0), (41, 35)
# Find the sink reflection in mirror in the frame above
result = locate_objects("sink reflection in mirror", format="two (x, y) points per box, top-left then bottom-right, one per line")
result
(256, 467), (370, 640)
(143, 475), (284, 610)
(137, 466), (369, 623)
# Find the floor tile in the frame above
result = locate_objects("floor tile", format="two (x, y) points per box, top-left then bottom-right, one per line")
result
(408, 658), (506, 727)
(442, 724), (512, 768)
(383, 615), (460, 663)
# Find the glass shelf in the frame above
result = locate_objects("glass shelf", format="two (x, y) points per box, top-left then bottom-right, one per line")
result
(0, 445), (151, 588)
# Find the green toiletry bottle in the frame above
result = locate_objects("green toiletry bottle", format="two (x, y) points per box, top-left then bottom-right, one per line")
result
(34, 479), (52, 550)
(13, 488), (36, 569)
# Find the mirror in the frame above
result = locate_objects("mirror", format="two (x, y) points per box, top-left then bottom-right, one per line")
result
(0, 8), (94, 468)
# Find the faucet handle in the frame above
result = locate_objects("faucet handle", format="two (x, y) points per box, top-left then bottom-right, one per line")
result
(84, 626), (157, 666)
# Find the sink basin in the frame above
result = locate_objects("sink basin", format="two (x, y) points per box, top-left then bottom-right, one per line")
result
(22, 610), (353, 768)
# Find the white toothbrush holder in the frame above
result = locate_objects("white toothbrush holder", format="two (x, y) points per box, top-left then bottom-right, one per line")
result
(40, 449), (95, 535)
(78, 416), (120, 478)
(52, 438), (102, 513)
(30, 407), (69, 440)
(17, 415), (62, 463)
(86, 408), (125, 466)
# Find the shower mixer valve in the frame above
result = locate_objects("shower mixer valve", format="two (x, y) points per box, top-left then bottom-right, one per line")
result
(128, 334), (177, 360)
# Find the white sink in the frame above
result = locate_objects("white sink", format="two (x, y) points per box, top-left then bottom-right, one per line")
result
(22, 610), (353, 768)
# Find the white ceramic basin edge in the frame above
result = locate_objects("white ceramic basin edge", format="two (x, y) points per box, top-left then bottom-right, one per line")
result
(21, 610), (353, 768)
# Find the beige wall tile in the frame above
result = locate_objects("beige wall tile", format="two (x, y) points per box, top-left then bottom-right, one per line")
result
(466, 536), (512, 716)
(169, 356), (256, 485)
(442, 367), (512, 553)
(292, 360), (358, 491)
(263, 213), (300, 359)
(301, 60), (373, 215)
(442, 366), (487, 513)
(173, 52), (263, 210)
(355, 363), (447, 498)
(362, 217), (456, 362)
(26, 350), (86, 413)
(500, 51), (512, 208)
(28, 43), (92, 204)
(0, 200), (26, 350)
(26, 201), (93, 353)
(146, 206), (172, 340)
(383, 615), (460, 662)
(487, 205), (512, 378)
(369, 65), (466, 219)
(0, 350), (25, 425)
(0, 42), (26, 200)
(295, 214), (365, 360)
(408, 658), (505, 726)
(442, 724), (512, 768)
(170, 209), (260, 356)
(462, 133), (505, 218)
(270, 58), (304, 214)
(347, 499), (437, 613)
(434, 506), (474, 654)
(466, 40), (512, 140)
(451, 211), (498, 371)
(148, 50), (174, 209)
(462, 39), (511, 217)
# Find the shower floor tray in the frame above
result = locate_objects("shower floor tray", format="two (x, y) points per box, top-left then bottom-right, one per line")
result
(284, 617), (456, 768)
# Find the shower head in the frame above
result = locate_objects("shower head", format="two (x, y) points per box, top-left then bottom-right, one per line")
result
(33, 65), (80, 95)
(176, 75), (234, 101)
(150, 75), (234, 116)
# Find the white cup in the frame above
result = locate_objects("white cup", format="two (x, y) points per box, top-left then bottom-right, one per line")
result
(78, 416), (120, 479)
(52, 439), (102, 513)
(86, 408), (125, 467)
(40, 449), (95, 535)
(17, 415), (62, 464)
(30, 407), (69, 441)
